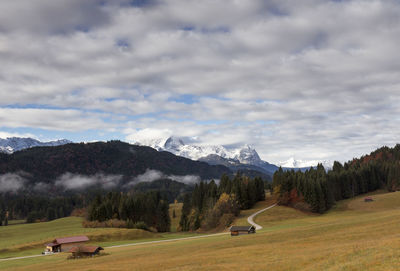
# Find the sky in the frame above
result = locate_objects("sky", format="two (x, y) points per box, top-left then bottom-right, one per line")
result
(1, 0), (400, 164)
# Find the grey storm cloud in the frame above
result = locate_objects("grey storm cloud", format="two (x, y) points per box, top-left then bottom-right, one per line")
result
(1, 0), (400, 163)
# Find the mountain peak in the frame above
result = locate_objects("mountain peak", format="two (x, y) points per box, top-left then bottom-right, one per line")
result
(164, 136), (185, 150)
(236, 145), (262, 165)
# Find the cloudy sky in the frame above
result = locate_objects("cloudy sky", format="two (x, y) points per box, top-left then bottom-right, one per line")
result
(1, 0), (400, 164)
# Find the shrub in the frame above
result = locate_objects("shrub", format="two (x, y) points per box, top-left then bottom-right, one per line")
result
(82, 219), (127, 228)
(133, 221), (148, 231)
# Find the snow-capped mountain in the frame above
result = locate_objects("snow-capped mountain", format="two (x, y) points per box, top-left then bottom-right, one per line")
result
(135, 136), (256, 164)
(278, 157), (333, 169)
(134, 136), (278, 174)
(0, 137), (72, 154)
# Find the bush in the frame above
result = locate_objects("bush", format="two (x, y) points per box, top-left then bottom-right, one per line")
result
(82, 219), (127, 228)
(132, 221), (148, 231)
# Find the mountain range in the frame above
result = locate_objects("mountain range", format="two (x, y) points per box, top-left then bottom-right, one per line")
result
(132, 136), (334, 173)
(279, 157), (333, 170)
(0, 137), (332, 175)
(133, 136), (279, 176)
(0, 137), (72, 154)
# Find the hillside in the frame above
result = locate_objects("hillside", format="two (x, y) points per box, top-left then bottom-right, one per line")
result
(272, 143), (400, 214)
(2, 191), (400, 270)
(0, 140), (232, 191)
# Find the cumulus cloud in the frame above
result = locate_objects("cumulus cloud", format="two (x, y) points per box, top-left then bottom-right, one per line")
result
(0, 173), (26, 192)
(125, 128), (173, 145)
(126, 169), (201, 187)
(55, 172), (122, 190)
(0, 131), (36, 139)
(1, 0), (400, 163)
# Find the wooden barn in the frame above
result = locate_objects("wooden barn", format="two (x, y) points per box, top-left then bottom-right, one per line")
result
(68, 246), (104, 258)
(230, 226), (256, 236)
(45, 235), (89, 252)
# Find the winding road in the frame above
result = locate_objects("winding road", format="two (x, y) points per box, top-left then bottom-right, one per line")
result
(247, 203), (277, 230)
(0, 203), (276, 262)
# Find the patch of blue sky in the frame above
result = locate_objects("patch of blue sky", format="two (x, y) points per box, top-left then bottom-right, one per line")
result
(74, 25), (90, 33)
(181, 26), (195, 32)
(169, 94), (198, 104)
(3, 104), (65, 110)
(115, 39), (130, 49)
(267, 6), (289, 17)
(127, 0), (156, 8)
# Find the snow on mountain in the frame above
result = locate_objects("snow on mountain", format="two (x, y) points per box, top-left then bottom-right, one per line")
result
(134, 136), (335, 172)
(0, 137), (72, 154)
(278, 157), (333, 169)
(133, 136), (277, 173)
(235, 145), (264, 166)
(134, 136), (237, 161)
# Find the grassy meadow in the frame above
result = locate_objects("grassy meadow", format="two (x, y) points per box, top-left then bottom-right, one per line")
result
(0, 217), (158, 259)
(2, 191), (400, 270)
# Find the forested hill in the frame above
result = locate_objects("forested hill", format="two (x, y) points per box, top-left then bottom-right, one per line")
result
(347, 144), (400, 190)
(273, 144), (400, 214)
(0, 140), (231, 184)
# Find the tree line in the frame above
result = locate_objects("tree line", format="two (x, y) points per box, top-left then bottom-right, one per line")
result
(0, 194), (83, 225)
(87, 191), (170, 232)
(272, 144), (400, 213)
(179, 174), (265, 231)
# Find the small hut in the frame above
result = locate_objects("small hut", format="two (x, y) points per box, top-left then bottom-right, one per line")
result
(68, 246), (104, 258)
(364, 197), (374, 202)
(45, 235), (89, 252)
(230, 226), (256, 236)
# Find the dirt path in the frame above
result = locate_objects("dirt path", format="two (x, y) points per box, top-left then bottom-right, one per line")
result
(247, 203), (277, 230)
(0, 203), (276, 262)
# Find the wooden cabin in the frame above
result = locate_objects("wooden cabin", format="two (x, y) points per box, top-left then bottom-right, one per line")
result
(68, 246), (104, 258)
(45, 235), (89, 252)
(230, 226), (256, 236)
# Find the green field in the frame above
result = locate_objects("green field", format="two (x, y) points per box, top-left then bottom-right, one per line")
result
(0, 217), (159, 259)
(2, 191), (400, 270)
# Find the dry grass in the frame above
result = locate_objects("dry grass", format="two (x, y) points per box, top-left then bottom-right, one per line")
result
(3, 191), (400, 270)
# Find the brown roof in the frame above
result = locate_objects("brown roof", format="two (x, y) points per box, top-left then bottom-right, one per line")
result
(230, 226), (255, 232)
(68, 246), (104, 253)
(54, 236), (89, 244)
